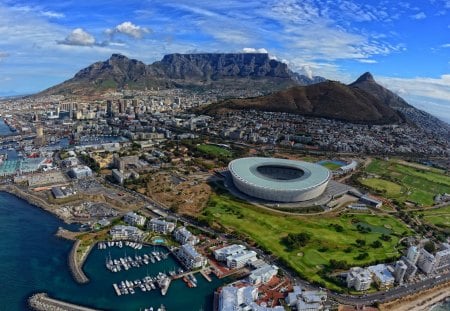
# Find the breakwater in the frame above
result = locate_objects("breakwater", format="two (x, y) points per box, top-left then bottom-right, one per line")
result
(29, 293), (101, 311)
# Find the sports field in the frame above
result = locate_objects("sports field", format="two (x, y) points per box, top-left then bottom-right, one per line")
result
(196, 144), (232, 158)
(203, 192), (410, 289)
(359, 159), (450, 206)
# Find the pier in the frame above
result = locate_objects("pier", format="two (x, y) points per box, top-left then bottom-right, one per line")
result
(29, 293), (101, 311)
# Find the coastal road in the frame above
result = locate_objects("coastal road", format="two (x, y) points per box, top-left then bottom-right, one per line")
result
(328, 272), (450, 305)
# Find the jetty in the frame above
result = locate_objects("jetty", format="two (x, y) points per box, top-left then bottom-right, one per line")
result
(28, 293), (101, 311)
(68, 240), (90, 284)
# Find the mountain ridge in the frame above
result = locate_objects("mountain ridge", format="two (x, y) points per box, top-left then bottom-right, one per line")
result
(39, 53), (325, 96)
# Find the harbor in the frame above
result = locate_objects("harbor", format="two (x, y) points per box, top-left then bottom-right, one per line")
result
(97, 241), (215, 299)
(0, 192), (224, 311)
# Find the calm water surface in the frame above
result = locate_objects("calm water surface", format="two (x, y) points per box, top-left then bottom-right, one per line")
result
(0, 192), (222, 311)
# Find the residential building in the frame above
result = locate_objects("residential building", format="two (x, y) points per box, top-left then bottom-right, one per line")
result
(434, 246), (450, 271)
(109, 225), (145, 241)
(226, 250), (257, 269)
(417, 248), (435, 274)
(400, 256), (418, 280)
(214, 244), (246, 261)
(174, 226), (199, 245)
(219, 285), (284, 311)
(148, 218), (176, 234)
(368, 264), (395, 289)
(406, 246), (420, 265)
(123, 212), (146, 227)
(394, 260), (408, 284)
(346, 267), (372, 291)
(248, 264), (278, 285)
(177, 243), (207, 269)
(285, 286), (327, 311)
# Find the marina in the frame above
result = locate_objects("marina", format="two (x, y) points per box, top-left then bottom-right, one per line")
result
(0, 191), (224, 311)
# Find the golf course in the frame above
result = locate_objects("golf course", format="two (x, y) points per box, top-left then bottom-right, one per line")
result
(359, 159), (450, 206)
(203, 191), (411, 290)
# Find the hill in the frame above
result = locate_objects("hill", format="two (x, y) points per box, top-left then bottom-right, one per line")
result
(202, 77), (405, 124)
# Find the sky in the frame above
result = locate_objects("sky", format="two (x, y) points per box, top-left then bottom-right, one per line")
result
(0, 0), (449, 122)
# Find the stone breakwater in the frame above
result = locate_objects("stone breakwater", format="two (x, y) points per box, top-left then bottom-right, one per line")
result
(28, 293), (101, 311)
(68, 240), (91, 284)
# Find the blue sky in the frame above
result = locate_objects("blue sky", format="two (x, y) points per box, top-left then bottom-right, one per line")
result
(0, 0), (450, 122)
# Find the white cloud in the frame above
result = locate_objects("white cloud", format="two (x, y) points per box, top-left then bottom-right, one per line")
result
(441, 43), (450, 48)
(379, 74), (450, 103)
(0, 51), (9, 59)
(106, 22), (150, 39)
(242, 48), (268, 53)
(410, 12), (427, 19)
(57, 28), (96, 46)
(357, 59), (378, 63)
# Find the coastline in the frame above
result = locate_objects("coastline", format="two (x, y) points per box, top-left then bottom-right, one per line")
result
(0, 186), (93, 284)
(380, 281), (450, 311)
(28, 293), (101, 311)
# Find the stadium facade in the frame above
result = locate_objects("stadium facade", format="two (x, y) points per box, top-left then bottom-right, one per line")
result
(228, 157), (331, 202)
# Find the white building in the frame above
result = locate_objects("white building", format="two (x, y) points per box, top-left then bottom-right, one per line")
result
(148, 218), (175, 234)
(110, 225), (145, 241)
(417, 248), (435, 274)
(368, 264), (395, 289)
(226, 250), (258, 269)
(177, 243), (207, 269)
(346, 267), (372, 291)
(434, 246), (450, 271)
(174, 226), (199, 245)
(285, 286), (327, 311)
(248, 264), (278, 285)
(214, 244), (246, 261)
(394, 260), (408, 284)
(123, 212), (146, 227)
(406, 246), (420, 265)
(219, 285), (284, 311)
(68, 165), (93, 179)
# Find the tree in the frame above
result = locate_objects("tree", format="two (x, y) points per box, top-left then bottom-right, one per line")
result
(371, 240), (382, 248)
(283, 232), (311, 249)
(355, 239), (366, 247)
(424, 241), (436, 253)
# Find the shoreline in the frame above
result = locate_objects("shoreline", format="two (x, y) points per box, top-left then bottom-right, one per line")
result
(380, 281), (450, 311)
(0, 186), (93, 284)
(28, 293), (101, 311)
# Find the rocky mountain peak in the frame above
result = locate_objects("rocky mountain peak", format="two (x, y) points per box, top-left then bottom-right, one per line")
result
(353, 72), (375, 83)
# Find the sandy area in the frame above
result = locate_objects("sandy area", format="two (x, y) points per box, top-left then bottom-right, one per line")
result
(380, 282), (450, 311)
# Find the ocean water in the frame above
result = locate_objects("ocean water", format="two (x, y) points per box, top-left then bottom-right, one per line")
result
(0, 192), (223, 311)
(0, 118), (13, 136)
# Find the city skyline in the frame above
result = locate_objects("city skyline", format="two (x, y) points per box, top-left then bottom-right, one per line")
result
(1, 0), (450, 122)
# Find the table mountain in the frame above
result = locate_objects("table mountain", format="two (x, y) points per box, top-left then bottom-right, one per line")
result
(39, 53), (325, 96)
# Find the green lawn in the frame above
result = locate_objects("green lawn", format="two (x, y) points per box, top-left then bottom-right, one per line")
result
(359, 178), (402, 196)
(196, 144), (232, 158)
(203, 192), (411, 290)
(361, 159), (450, 206)
(415, 205), (450, 230)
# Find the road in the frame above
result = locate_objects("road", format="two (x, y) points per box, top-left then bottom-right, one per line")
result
(101, 176), (450, 306)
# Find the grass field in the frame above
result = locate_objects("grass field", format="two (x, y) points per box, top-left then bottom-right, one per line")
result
(360, 159), (450, 206)
(196, 144), (232, 158)
(415, 206), (450, 230)
(203, 192), (411, 290)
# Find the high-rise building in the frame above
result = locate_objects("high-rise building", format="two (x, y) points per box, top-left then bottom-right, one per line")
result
(407, 246), (420, 264)
(394, 260), (408, 284)
(417, 249), (435, 274)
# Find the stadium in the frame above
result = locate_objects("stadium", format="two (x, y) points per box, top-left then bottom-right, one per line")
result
(228, 157), (331, 203)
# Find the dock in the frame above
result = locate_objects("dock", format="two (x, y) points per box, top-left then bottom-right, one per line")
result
(200, 269), (212, 282)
